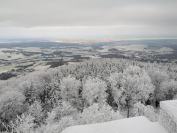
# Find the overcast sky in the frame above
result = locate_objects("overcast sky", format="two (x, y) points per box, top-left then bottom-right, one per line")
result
(0, 0), (177, 40)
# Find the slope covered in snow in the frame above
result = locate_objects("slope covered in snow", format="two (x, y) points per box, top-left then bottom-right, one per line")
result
(160, 100), (177, 122)
(62, 116), (167, 133)
(159, 100), (177, 133)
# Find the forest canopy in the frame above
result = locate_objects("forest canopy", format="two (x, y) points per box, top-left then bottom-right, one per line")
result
(0, 59), (177, 133)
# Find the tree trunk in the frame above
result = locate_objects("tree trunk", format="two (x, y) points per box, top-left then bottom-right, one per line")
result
(127, 106), (130, 118)
(126, 99), (130, 118)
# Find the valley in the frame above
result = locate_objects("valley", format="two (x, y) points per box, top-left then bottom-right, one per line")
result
(0, 39), (177, 79)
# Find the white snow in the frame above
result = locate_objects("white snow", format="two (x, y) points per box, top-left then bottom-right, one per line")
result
(0, 49), (24, 60)
(62, 116), (167, 133)
(160, 100), (177, 123)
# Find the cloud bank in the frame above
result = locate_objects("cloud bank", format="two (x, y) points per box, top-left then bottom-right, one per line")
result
(0, 0), (177, 40)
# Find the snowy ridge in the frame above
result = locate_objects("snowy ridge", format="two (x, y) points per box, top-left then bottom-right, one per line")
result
(160, 100), (177, 123)
(159, 100), (177, 133)
(62, 116), (167, 133)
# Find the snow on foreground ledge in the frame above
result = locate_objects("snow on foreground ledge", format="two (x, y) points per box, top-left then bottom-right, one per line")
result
(160, 100), (177, 123)
(62, 116), (167, 133)
(159, 100), (177, 133)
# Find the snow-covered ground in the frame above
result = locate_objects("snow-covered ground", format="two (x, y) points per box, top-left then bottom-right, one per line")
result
(0, 49), (24, 60)
(62, 116), (167, 133)
(159, 100), (177, 133)
(160, 100), (177, 122)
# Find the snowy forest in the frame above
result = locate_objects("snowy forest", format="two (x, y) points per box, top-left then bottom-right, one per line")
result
(0, 59), (177, 133)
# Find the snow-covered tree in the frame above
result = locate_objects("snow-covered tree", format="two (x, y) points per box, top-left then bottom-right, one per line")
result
(159, 80), (177, 100)
(133, 102), (158, 122)
(11, 114), (35, 133)
(1, 58), (177, 132)
(40, 116), (76, 133)
(82, 77), (107, 106)
(60, 76), (81, 104)
(78, 103), (122, 124)
(110, 66), (154, 117)
(0, 90), (26, 128)
(148, 69), (169, 106)
(42, 102), (77, 133)
(28, 101), (43, 125)
(47, 101), (77, 123)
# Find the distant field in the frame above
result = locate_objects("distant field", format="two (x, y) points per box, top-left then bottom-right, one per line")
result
(0, 39), (177, 76)
(0, 66), (16, 73)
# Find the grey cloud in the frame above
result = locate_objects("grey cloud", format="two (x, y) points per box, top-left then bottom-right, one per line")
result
(0, 0), (176, 26)
(0, 0), (177, 39)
